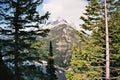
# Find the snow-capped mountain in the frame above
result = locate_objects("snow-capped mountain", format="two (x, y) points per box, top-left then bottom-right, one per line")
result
(41, 18), (75, 30)
(41, 19), (80, 68)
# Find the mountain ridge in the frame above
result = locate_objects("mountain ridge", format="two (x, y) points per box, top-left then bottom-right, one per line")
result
(42, 19), (80, 68)
(41, 18), (76, 30)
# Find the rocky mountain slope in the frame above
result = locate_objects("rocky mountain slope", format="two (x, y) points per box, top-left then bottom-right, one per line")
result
(43, 19), (80, 68)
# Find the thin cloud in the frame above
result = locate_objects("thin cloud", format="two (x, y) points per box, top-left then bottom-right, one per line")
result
(43, 0), (87, 29)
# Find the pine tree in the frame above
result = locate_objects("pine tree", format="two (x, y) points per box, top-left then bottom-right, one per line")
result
(46, 41), (57, 80)
(66, 0), (120, 79)
(66, 0), (104, 79)
(109, 10), (120, 79)
(0, 0), (49, 80)
(0, 27), (14, 80)
(0, 24), (14, 80)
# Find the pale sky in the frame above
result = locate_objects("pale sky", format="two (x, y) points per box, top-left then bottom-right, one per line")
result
(42, 0), (88, 30)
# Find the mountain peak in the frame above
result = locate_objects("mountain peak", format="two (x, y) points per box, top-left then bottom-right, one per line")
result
(44, 21), (79, 67)
(41, 18), (76, 30)
(47, 18), (68, 26)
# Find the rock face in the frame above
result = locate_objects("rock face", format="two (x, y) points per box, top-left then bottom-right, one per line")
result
(44, 19), (80, 68)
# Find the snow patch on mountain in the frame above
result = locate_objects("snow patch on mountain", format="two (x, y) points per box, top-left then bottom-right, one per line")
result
(41, 18), (76, 30)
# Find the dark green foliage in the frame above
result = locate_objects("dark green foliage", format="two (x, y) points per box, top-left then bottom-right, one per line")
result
(0, 52), (14, 80)
(0, 0), (49, 80)
(109, 11), (120, 79)
(46, 41), (57, 80)
(66, 0), (120, 80)
(0, 27), (14, 80)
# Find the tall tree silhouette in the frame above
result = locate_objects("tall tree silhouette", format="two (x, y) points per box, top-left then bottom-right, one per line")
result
(0, 26), (14, 80)
(46, 41), (57, 80)
(0, 0), (49, 80)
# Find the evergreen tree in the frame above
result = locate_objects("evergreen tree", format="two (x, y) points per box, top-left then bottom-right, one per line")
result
(46, 41), (57, 80)
(0, 27), (14, 80)
(0, 0), (49, 80)
(109, 10), (120, 79)
(66, 0), (120, 79)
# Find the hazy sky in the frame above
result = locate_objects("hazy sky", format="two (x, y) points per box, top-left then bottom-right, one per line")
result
(41, 0), (88, 29)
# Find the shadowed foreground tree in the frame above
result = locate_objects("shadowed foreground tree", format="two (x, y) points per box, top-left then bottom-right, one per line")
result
(46, 41), (57, 80)
(0, 0), (49, 80)
(0, 52), (13, 80)
(0, 26), (14, 80)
